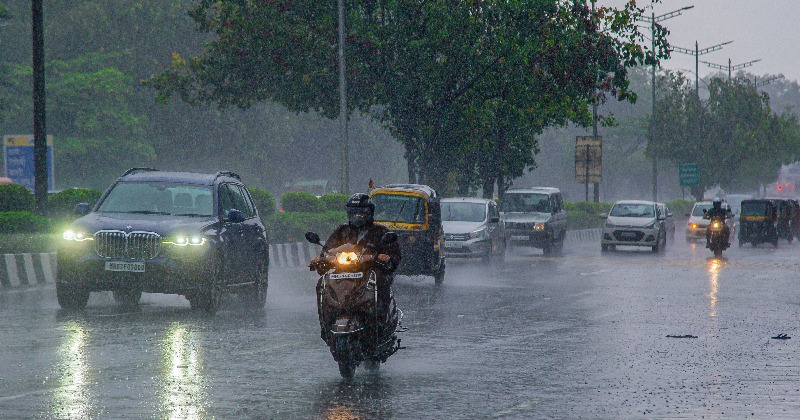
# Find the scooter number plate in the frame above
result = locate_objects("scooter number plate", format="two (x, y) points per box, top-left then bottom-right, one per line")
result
(329, 272), (364, 280)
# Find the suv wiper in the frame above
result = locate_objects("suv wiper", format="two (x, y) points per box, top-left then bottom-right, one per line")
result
(128, 210), (173, 215)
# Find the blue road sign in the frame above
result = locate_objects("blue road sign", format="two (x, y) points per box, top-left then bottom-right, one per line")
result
(3, 135), (54, 191)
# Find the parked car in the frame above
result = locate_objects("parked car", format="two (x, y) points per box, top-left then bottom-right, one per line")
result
(441, 197), (506, 261)
(656, 202), (676, 242)
(56, 168), (269, 313)
(500, 187), (567, 255)
(601, 200), (666, 252)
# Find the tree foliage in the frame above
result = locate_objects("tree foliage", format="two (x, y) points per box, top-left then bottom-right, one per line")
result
(148, 0), (665, 196)
(649, 71), (800, 197)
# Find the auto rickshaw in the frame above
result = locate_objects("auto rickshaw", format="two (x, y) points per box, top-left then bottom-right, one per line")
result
(369, 184), (446, 284)
(738, 199), (779, 247)
(767, 197), (794, 243)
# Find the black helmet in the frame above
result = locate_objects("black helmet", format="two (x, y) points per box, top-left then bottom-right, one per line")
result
(712, 197), (722, 210)
(346, 193), (375, 228)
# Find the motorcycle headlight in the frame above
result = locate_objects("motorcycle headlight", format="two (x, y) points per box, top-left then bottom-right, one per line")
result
(336, 252), (359, 265)
(711, 221), (722, 230)
(63, 229), (94, 242)
(469, 228), (487, 240)
(164, 235), (207, 246)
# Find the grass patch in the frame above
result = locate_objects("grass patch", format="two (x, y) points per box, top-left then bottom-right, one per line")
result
(0, 232), (59, 254)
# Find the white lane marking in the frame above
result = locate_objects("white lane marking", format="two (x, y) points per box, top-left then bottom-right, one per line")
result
(580, 269), (611, 276)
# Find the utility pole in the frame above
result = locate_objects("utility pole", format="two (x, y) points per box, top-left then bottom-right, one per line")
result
(32, 0), (47, 214)
(337, 0), (350, 195)
(671, 40), (733, 97)
(753, 74), (783, 91)
(701, 58), (761, 81)
(591, 0), (599, 203)
(640, 5), (693, 203)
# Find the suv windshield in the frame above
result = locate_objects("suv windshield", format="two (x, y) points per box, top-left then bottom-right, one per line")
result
(609, 203), (655, 218)
(372, 194), (426, 224)
(97, 182), (214, 216)
(692, 204), (712, 216)
(500, 193), (550, 213)
(442, 202), (486, 222)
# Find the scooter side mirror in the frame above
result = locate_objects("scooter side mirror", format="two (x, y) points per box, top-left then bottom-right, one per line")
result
(380, 231), (398, 245)
(305, 232), (322, 245)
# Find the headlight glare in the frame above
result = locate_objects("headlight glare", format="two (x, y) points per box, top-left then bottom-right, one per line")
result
(164, 235), (206, 246)
(533, 223), (545, 231)
(63, 229), (93, 242)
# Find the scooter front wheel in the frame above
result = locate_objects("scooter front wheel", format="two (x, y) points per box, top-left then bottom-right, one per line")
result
(335, 337), (357, 380)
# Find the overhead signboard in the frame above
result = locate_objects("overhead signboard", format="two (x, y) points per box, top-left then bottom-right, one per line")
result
(3, 134), (55, 191)
(678, 163), (700, 186)
(575, 136), (602, 184)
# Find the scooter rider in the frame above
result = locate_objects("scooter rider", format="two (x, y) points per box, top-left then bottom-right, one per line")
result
(310, 193), (402, 337)
(704, 197), (731, 247)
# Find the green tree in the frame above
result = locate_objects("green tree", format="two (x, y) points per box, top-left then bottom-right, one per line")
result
(148, 0), (664, 195)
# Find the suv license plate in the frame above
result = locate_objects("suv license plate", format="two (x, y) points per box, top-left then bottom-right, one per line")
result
(105, 261), (145, 273)
(445, 241), (463, 248)
(510, 235), (530, 241)
(620, 232), (637, 238)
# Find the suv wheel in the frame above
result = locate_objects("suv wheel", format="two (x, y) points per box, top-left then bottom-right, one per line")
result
(191, 262), (224, 314)
(56, 283), (90, 310)
(243, 259), (268, 309)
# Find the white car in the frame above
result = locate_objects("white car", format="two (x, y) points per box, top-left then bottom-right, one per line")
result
(601, 200), (667, 253)
(441, 198), (506, 261)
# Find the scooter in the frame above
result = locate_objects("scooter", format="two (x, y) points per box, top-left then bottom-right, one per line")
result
(706, 215), (729, 258)
(306, 231), (404, 380)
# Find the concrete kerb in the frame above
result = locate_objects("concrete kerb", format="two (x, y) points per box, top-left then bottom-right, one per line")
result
(0, 253), (56, 289)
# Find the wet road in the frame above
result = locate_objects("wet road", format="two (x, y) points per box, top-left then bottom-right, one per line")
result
(3, 233), (800, 418)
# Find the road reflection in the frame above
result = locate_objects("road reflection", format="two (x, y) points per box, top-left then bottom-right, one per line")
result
(707, 258), (722, 317)
(160, 323), (208, 419)
(51, 320), (93, 419)
(314, 375), (394, 419)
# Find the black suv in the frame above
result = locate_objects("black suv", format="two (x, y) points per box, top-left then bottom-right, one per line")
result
(56, 168), (269, 313)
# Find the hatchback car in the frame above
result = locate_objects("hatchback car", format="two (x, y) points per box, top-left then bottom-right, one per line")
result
(56, 168), (269, 313)
(441, 197), (506, 261)
(601, 200), (666, 252)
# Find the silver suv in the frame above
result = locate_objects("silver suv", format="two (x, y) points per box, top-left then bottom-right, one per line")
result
(500, 187), (567, 255)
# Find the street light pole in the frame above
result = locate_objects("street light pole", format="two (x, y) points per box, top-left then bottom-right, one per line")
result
(700, 58), (761, 81)
(671, 40), (733, 97)
(32, 0), (47, 215)
(337, 0), (350, 195)
(640, 5), (693, 203)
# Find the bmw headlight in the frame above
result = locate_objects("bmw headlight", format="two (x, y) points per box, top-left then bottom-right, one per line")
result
(63, 229), (93, 242)
(164, 235), (207, 246)
(469, 228), (487, 240)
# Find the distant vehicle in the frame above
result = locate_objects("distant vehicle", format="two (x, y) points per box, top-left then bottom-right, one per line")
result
(284, 179), (330, 197)
(656, 202), (676, 242)
(686, 201), (713, 242)
(738, 199), (779, 247)
(369, 183), (446, 284)
(441, 197), (506, 261)
(56, 168), (269, 313)
(500, 187), (566, 255)
(601, 200), (666, 253)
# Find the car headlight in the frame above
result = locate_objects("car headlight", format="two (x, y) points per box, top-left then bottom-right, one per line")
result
(533, 223), (546, 231)
(469, 228), (487, 240)
(63, 229), (94, 242)
(163, 235), (207, 246)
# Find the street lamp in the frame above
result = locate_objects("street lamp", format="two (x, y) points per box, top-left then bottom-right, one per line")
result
(671, 40), (733, 97)
(701, 58), (761, 82)
(640, 4), (694, 202)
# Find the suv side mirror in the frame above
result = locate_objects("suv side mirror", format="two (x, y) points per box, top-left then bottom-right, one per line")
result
(380, 231), (398, 245)
(74, 202), (90, 215)
(489, 216), (500, 223)
(599, 213), (608, 219)
(226, 208), (245, 223)
(685, 212), (690, 217)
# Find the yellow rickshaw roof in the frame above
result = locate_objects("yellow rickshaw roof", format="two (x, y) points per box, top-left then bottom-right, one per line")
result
(370, 186), (433, 200)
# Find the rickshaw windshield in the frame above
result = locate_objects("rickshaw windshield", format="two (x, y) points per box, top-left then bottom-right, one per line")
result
(372, 194), (426, 224)
(741, 201), (770, 216)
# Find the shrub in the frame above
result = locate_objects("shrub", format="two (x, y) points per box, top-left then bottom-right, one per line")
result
(0, 211), (50, 233)
(266, 211), (346, 243)
(48, 188), (102, 217)
(248, 187), (276, 216)
(281, 191), (321, 212)
(319, 194), (350, 212)
(665, 199), (695, 221)
(0, 184), (34, 212)
(565, 201), (613, 229)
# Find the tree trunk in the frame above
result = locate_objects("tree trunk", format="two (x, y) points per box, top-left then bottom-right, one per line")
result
(482, 175), (495, 199)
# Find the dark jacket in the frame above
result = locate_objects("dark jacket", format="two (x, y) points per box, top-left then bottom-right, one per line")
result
(323, 223), (402, 273)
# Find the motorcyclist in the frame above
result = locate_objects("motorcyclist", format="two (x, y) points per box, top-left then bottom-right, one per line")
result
(310, 193), (402, 339)
(704, 197), (731, 247)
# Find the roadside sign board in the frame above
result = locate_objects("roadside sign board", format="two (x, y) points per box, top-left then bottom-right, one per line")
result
(678, 163), (700, 186)
(3, 134), (55, 191)
(575, 136), (602, 183)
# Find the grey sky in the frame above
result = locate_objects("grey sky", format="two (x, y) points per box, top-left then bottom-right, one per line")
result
(598, 0), (800, 83)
